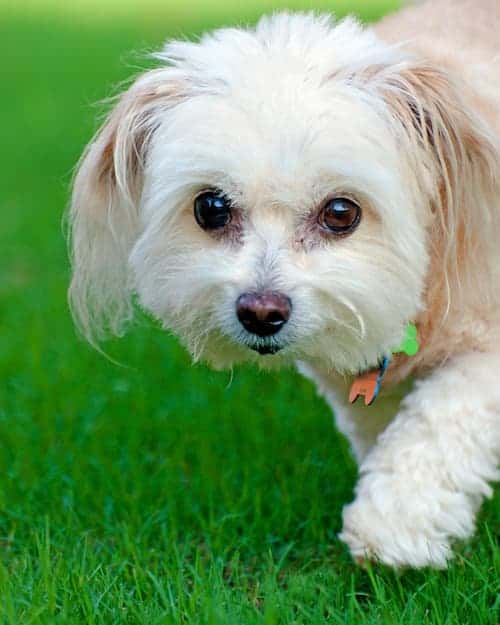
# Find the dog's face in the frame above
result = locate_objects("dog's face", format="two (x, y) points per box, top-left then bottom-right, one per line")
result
(129, 63), (429, 374)
(70, 14), (496, 373)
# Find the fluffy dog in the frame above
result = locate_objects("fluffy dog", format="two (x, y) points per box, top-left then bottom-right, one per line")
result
(69, 0), (500, 568)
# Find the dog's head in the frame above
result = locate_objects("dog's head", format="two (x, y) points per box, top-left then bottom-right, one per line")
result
(69, 13), (497, 373)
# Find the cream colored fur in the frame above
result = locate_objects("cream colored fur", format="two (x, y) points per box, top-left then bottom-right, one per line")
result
(69, 0), (500, 568)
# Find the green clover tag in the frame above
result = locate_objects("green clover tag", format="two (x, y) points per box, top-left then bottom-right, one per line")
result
(392, 323), (419, 356)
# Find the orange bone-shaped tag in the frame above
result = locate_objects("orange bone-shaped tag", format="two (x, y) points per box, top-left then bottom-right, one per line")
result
(349, 370), (382, 406)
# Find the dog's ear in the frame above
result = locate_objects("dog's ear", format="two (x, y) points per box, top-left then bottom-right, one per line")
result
(376, 61), (499, 306)
(69, 69), (186, 344)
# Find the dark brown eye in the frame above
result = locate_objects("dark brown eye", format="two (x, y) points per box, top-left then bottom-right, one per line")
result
(194, 190), (232, 230)
(318, 197), (361, 235)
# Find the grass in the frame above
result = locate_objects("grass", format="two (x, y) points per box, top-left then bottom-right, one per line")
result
(0, 1), (499, 623)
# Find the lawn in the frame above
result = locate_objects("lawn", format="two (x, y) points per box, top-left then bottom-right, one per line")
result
(0, 1), (498, 623)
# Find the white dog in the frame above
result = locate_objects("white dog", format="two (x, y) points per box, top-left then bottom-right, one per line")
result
(69, 0), (500, 568)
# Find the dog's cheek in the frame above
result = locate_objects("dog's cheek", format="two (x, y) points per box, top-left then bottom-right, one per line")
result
(128, 222), (249, 356)
(128, 223), (210, 318)
(293, 235), (427, 372)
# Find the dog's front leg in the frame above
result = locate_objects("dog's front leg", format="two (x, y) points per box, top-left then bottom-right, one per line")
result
(339, 351), (500, 568)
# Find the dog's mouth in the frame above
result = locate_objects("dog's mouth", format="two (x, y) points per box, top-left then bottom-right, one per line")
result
(222, 328), (288, 357)
(243, 339), (285, 355)
(253, 343), (282, 355)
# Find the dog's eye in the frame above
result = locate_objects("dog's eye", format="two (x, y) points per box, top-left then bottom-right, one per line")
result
(318, 197), (361, 235)
(194, 190), (232, 230)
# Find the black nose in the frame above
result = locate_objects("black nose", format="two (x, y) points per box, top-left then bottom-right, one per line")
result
(236, 291), (291, 337)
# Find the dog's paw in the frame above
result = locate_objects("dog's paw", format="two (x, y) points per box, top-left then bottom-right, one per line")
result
(339, 497), (453, 569)
(338, 473), (477, 569)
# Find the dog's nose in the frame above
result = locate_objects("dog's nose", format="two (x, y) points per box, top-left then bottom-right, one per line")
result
(236, 291), (291, 337)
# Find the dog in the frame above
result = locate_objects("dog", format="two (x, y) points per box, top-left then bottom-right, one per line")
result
(68, 0), (500, 568)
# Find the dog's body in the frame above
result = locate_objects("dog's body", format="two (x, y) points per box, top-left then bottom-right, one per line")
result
(303, 0), (500, 567)
(69, 0), (500, 568)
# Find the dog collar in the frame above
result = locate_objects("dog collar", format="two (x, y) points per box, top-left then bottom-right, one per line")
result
(349, 324), (419, 406)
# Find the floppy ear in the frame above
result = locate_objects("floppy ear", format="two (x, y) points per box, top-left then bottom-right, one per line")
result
(375, 61), (499, 309)
(69, 69), (185, 344)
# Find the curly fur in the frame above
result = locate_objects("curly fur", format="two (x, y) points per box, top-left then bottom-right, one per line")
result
(69, 0), (500, 568)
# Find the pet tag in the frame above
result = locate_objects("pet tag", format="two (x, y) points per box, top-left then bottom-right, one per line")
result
(349, 324), (419, 405)
(349, 356), (389, 406)
(392, 323), (419, 356)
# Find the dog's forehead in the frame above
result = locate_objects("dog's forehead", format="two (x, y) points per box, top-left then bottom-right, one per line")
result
(149, 14), (404, 207)
(156, 15), (399, 154)
(154, 79), (396, 211)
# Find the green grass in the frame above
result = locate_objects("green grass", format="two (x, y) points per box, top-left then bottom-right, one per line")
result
(0, 1), (499, 623)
